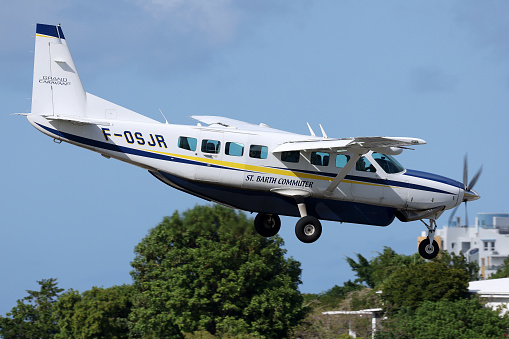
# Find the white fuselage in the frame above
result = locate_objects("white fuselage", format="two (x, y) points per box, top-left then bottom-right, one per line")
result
(28, 114), (465, 226)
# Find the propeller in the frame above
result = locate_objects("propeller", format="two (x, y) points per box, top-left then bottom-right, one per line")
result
(448, 154), (482, 227)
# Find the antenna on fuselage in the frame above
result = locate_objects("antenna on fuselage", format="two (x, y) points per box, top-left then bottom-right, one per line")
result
(319, 124), (328, 139)
(307, 122), (316, 137)
(159, 108), (169, 124)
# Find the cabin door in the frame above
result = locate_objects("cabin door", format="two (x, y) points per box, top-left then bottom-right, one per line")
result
(195, 130), (223, 182)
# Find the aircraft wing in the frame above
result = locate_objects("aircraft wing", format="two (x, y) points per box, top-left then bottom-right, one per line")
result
(271, 136), (426, 196)
(272, 136), (426, 153)
(190, 115), (293, 133)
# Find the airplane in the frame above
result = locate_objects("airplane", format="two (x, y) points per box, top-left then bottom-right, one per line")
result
(22, 23), (482, 260)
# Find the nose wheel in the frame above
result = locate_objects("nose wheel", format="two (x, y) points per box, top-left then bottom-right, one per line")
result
(419, 219), (440, 259)
(419, 238), (439, 259)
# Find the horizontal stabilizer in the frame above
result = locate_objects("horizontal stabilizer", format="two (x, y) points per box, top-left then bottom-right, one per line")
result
(44, 115), (112, 126)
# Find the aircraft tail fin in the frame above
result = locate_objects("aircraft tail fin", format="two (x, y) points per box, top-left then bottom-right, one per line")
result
(32, 24), (86, 118)
(31, 24), (157, 124)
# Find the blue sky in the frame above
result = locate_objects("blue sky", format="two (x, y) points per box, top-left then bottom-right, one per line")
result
(2, 0), (508, 315)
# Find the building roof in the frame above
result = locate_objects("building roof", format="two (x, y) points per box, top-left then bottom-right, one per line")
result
(469, 278), (509, 295)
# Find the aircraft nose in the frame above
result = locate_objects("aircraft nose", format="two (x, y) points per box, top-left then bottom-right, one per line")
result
(464, 189), (480, 202)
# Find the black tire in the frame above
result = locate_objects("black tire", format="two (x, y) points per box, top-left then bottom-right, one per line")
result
(254, 213), (281, 237)
(295, 216), (322, 243)
(418, 238), (440, 259)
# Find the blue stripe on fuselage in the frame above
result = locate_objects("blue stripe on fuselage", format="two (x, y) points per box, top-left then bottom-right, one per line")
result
(36, 123), (457, 195)
(404, 169), (463, 189)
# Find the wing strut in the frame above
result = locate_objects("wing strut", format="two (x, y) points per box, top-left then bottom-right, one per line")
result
(324, 152), (363, 196)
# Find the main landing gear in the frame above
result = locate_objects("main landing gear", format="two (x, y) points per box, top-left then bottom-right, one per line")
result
(254, 213), (281, 237)
(419, 219), (439, 259)
(254, 197), (323, 243)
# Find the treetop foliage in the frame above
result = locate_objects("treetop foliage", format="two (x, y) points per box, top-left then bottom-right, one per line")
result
(346, 247), (479, 290)
(0, 278), (63, 339)
(490, 256), (509, 279)
(378, 299), (509, 338)
(129, 204), (306, 338)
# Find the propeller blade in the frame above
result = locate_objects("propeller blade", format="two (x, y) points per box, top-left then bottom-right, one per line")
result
(463, 154), (468, 189)
(467, 165), (483, 191)
(448, 204), (460, 226)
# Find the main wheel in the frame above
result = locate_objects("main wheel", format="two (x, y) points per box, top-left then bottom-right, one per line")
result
(295, 216), (322, 243)
(254, 213), (281, 237)
(418, 238), (439, 259)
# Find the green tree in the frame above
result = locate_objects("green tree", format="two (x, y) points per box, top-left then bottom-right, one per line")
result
(433, 250), (479, 281)
(129, 205), (306, 338)
(54, 285), (133, 338)
(346, 247), (425, 288)
(381, 261), (469, 314)
(0, 278), (63, 339)
(490, 256), (509, 279)
(377, 298), (509, 338)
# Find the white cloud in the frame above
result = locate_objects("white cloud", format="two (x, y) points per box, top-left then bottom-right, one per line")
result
(135, 0), (241, 46)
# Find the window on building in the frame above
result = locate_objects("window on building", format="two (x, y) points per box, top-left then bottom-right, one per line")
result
(201, 139), (221, 154)
(249, 145), (268, 159)
(311, 152), (330, 166)
(178, 136), (197, 151)
(451, 242), (455, 249)
(281, 151), (300, 163)
(483, 241), (496, 251)
(356, 157), (376, 172)
(336, 154), (350, 168)
(225, 142), (244, 156)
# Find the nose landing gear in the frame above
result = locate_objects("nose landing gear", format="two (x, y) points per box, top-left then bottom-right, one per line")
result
(419, 219), (439, 259)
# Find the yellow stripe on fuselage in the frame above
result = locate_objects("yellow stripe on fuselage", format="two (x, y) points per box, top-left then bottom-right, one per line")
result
(141, 148), (401, 189)
(143, 148), (330, 181)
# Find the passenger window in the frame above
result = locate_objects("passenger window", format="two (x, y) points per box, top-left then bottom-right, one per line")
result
(281, 151), (300, 163)
(372, 152), (405, 174)
(178, 136), (197, 151)
(249, 145), (268, 159)
(335, 154), (350, 168)
(356, 157), (376, 172)
(311, 152), (330, 166)
(201, 139), (221, 154)
(225, 142), (244, 156)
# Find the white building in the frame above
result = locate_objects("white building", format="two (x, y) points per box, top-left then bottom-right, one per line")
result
(469, 278), (509, 316)
(426, 213), (509, 278)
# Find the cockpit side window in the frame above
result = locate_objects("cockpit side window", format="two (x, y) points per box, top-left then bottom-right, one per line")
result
(281, 151), (300, 163)
(372, 153), (405, 174)
(356, 157), (376, 172)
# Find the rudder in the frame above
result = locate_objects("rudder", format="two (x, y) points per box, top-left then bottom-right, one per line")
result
(32, 24), (86, 117)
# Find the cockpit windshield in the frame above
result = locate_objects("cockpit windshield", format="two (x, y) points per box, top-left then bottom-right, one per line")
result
(372, 153), (405, 174)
